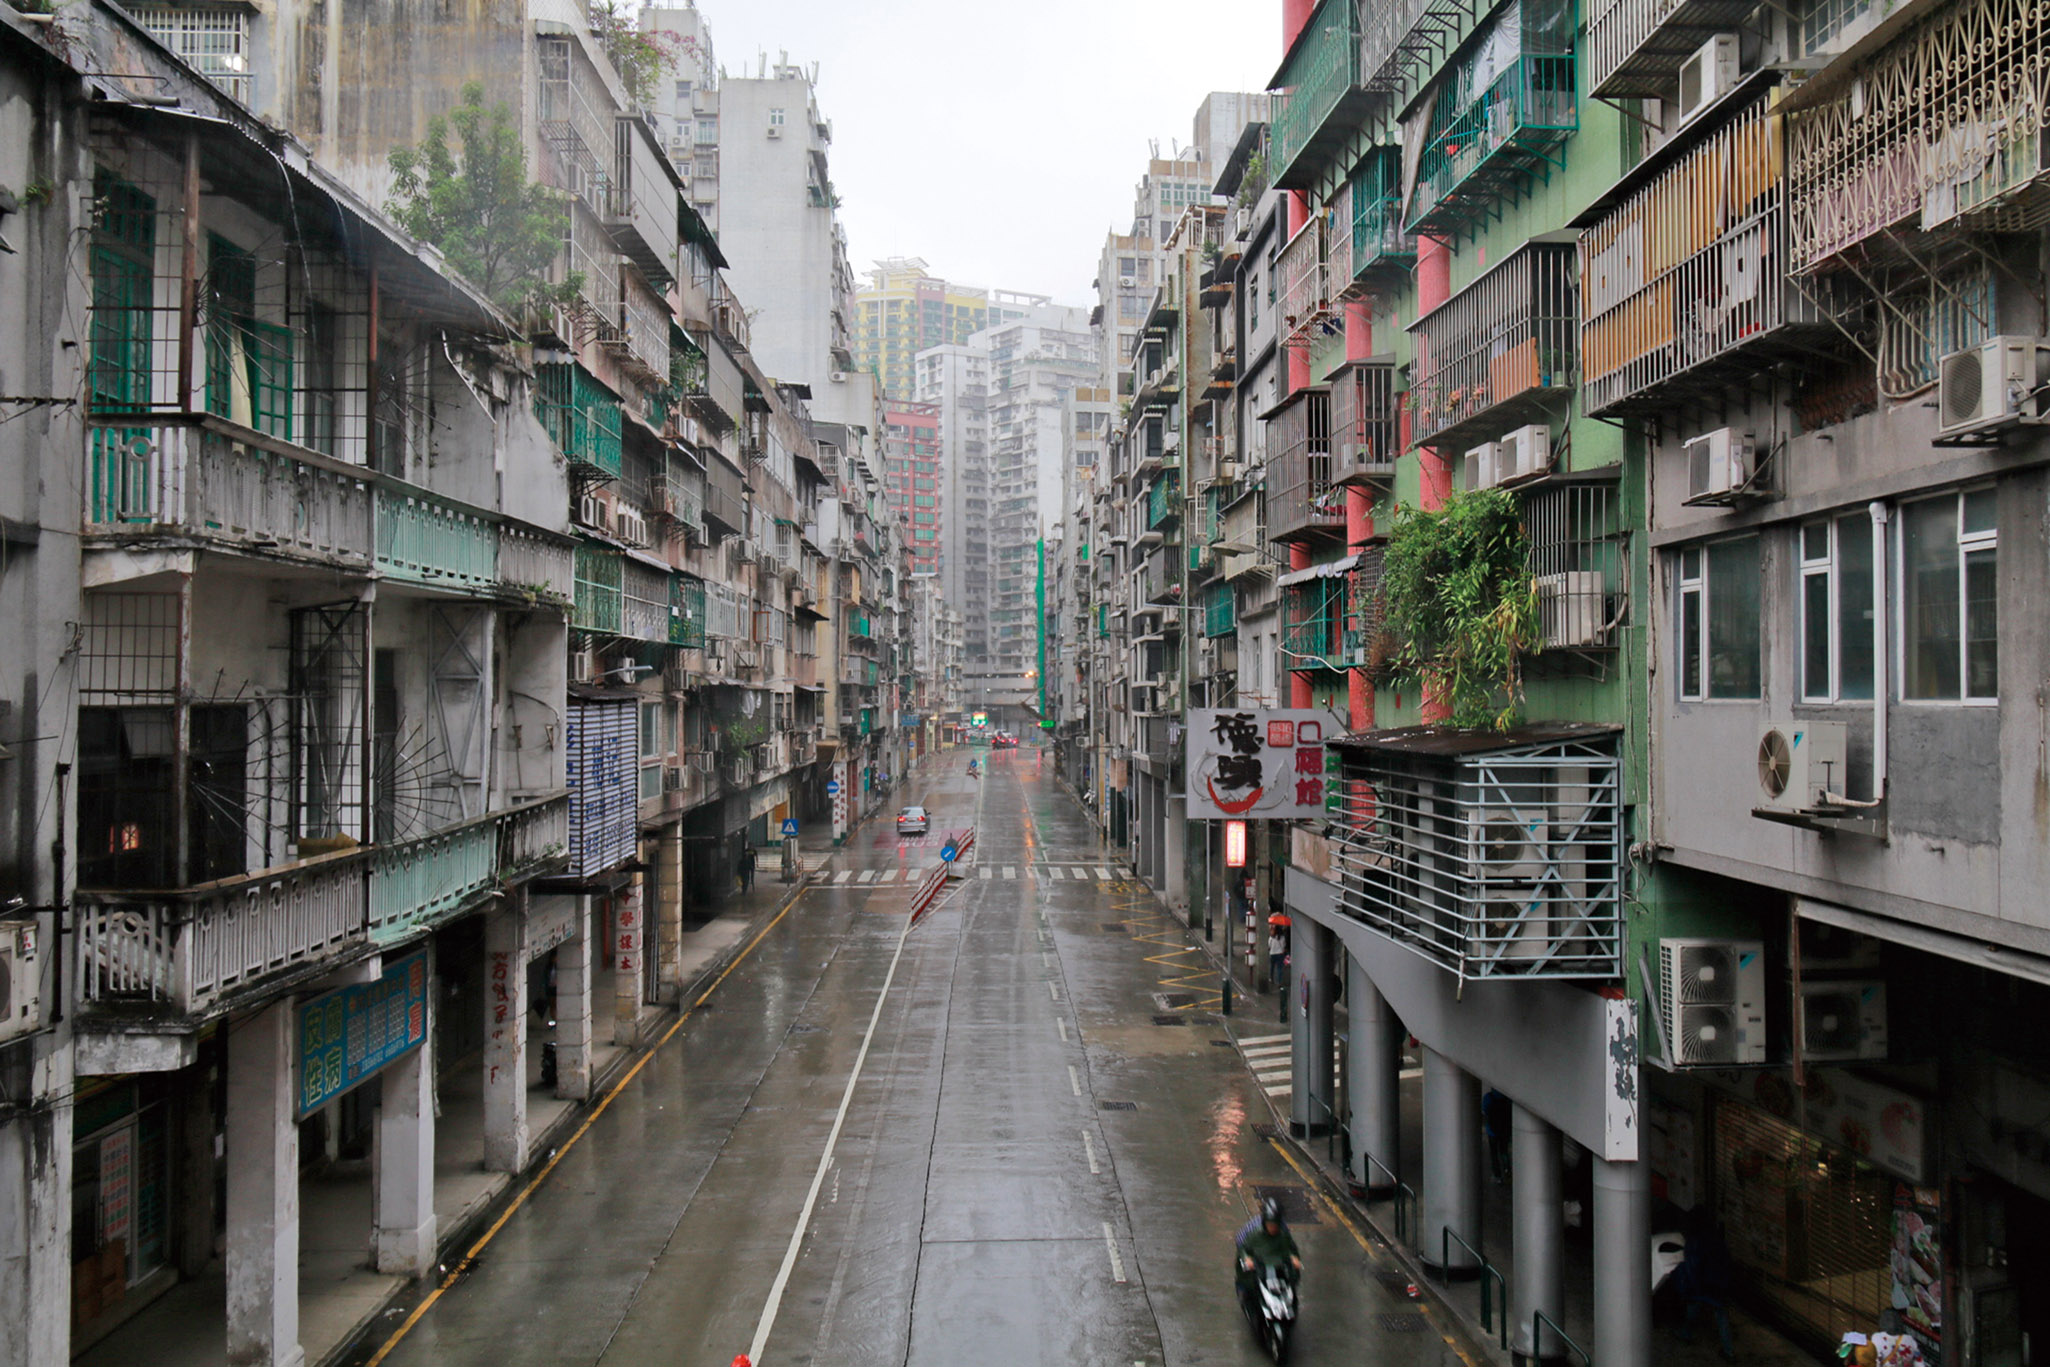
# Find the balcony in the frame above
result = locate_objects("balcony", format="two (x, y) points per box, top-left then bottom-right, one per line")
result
(72, 795), (568, 1021)
(604, 279), (672, 388)
(1406, 1), (1578, 239)
(1586, 0), (1760, 99)
(1269, 0), (1373, 189)
(1276, 218), (1330, 348)
(605, 117), (680, 287)
(1141, 549), (1179, 605)
(1329, 725), (1625, 982)
(1361, 0), (1481, 99)
(1408, 243), (1576, 449)
(622, 561), (671, 642)
(702, 456), (746, 538)
(1282, 569), (1349, 672)
(573, 545), (623, 635)
(534, 363), (624, 477)
(1146, 469), (1181, 530)
(671, 574), (706, 648)
(1204, 580), (1237, 638)
(1786, 0), (2049, 273)
(1329, 359), (1399, 485)
(1263, 388), (1345, 543)
(1350, 149), (1417, 289)
(537, 36), (612, 204)
(501, 524), (577, 607)
(375, 487), (497, 593)
(1581, 96), (1826, 417)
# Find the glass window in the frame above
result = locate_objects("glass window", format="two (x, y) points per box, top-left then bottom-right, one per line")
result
(1676, 538), (1760, 700)
(639, 701), (660, 759)
(1903, 489), (1997, 701)
(1800, 514), (1874, 701)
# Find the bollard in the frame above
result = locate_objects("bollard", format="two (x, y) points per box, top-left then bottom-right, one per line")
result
(1221, 974), (1233, 1016)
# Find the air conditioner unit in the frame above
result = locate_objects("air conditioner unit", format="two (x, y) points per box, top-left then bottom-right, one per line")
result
(1471, 887), (1554, 965)
(0, 922), (42, 1045)
(766, 125), (782, 139)
(571, 646), (598, 683)
(1119, 275), (1137, 288)
(1798, 980), (1889, 1061)
(1677, 34), (1739, 126)
(1536, 571), (1606, 648)
(577, 493), (610, 533)
(1462, 442), (1500, 492)
(829, 370), (848, 383)
(1501, 424), (1553, 481)
(1659, 938), (1767, 1066)
(1684, 427), (1753, 502)
(1217, 460), (1241, 482)
(1937, 335), (2050, 437)
(1755, 719), (1848, 811)
(1473, 809), (1547, 882)
(614, 507), (649, 546)
(662, 766), (686, 793)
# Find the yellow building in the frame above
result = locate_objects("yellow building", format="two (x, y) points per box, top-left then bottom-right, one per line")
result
(854, 257), (1048, 399)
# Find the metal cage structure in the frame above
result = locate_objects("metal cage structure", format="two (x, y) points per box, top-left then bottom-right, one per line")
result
(1330, 724), (1625, 981)
(1264, 388), (1343, 542)
(1409, 242), (1577, 449)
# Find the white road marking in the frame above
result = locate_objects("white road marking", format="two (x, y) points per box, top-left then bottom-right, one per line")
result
(748, 869), (922, 1365)
(1042, 952), (1052, 967)
(1068, 1064), (1082, 1097)
(1056, 1017), (1069, 1042)
(979, 866), (993, 880)
(1264, 1084), (1292, 1098)
(1239, 1033), (1290, 1045)
(1102, 1223), (1127, 1284)
(833, 870), (854, 884)
(1095, 867), (1113, 879)
(1082, 1128), (1100, 1175)
(1048, 981), (1062, 1003)
(1003, 866), (1017, 880)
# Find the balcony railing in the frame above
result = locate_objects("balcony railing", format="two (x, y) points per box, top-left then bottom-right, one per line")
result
(375, 487), (498, 592)
(1787, 0), (2050, 272)
(1283, 573), (1347, 671)
(1330, 360), (1399, 484)
(1361, 0), (1479, 98)
(1586, 0), (1760, 99)
(623, 561), (671, 642)
(1406, 4), (1578, 240)
(1351, 149), (1417, 287)
(537, 36), (612, 204)
(1276, 217), (1329, 347)
(1330, 728), (1624, 982)
(608, 281), (672, 386)
(500, 524), (576, 606)
(73, 794), (569, 1019)
(534, 362), (623, 476)
(1270, 0), (1371, 189)
(671, 573), (707, 647)
(1146, 469), (1181, 530)
(573, 545), (624, 634)
(1581, 97), (1823, 417)
(1264, 388), (1344, 542)
(1409, 243), (1576, 448)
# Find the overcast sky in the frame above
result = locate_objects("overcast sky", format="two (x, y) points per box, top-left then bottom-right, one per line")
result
(691, 0), (1280, 307)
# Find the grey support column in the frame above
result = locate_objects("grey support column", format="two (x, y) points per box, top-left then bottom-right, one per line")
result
(1594, 1156), (1652, 1367)
(1421, 1047), (1481, 1276)
(1346, 963), (1401, 1196)
(656, 824), (684, 1003)
(225, 1000), (303, 1367)
(373, 989), (435, 1275)
(1292, 919), (1336, 1138)
(1510, 1103), (1565, 1363)
(554, 895), (594, 1101)
(482, 904), (529, 1174)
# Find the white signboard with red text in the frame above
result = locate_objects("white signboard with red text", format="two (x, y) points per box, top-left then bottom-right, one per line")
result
(1185, 709), (1346, 821)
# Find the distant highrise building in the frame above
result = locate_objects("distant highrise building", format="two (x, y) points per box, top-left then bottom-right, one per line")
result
(882, 400), (942, 576)
(641, 5), (723, 232)
(916, 343), (991, 641)
(856, 259), (1050, 399)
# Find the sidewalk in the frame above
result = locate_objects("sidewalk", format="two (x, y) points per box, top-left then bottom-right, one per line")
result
(73, 853), (830, 1367)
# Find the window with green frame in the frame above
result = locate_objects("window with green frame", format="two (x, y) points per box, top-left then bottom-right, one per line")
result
(203, 234), (293, 438)
(89, 171), (157, 415)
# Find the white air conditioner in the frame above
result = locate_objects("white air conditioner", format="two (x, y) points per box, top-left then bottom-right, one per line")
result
(1536, 571), (1606, 648)
(1501, 424), (1553, 481)
(1119, 275), (1137, 288)
(829, 370), (848, 383)
(577, 493), (609, 533)
(1473, 809), (1547, 881)
(1755, 719), (1848, 811)
(1470, 887), (1553, 965)
(570, 646), (598, 683)
(1677, 34), (1739, 125)
(0, 922), (43, 1045)
(662, 766), (685, 793)
(1937, 335), (2050, 437)
(1798, 980), (1889, 1061)
(615, 507), (648, 546)
(1684, 427), (1753, 501)
(1217, 460), (1241, 482)
(766, 125), (782, 139)
(1462, 441), (1500, 492)
(1659, 938), (1767, 1066)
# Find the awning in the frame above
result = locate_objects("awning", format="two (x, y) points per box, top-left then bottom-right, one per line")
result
(1275, 553), (1359, 588)
(624, 546), (675, 573)
(1329, 721), (1622, 756)
(1798, 897), (2050, 989)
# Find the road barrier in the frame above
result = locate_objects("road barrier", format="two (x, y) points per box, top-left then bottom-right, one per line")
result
(911, 827), (975, 925)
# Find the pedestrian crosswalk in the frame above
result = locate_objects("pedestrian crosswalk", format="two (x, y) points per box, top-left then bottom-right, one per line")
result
(1237, 1032), (1341, 1101)
(826, 867), (936, 885)
(822, 862), (1124, 887)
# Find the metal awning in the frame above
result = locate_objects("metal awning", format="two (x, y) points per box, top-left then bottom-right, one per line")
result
(1275, 553), (1359, 588)
(1330, 721), (1623, 756)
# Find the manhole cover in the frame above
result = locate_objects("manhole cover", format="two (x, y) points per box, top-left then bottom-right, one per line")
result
(1152, 1015), (1187, 1026)
(1153, 992), (1195, 1010)
(1101, 922), (1129, 933)
(1251, 1184), (1320, 1225)
(1378, 1312), (1426, 1332)
(1100, 1100), (1138, 1111)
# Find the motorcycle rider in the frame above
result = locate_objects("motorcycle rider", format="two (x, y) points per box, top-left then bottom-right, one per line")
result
(1235, 1196), (1302, 1316)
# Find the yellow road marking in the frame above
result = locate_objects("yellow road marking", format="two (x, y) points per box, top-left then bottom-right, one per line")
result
(1264, 1138), (1482, 1367)
(365, 893), (805, 1366)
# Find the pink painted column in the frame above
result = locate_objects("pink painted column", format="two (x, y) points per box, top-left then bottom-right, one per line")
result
(1414, 234), (1455, 724)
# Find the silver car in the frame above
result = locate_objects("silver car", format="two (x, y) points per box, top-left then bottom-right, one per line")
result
(896, 805), (930, 836)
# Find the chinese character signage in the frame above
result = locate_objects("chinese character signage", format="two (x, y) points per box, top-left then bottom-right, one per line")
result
(1186, 709), (1345, 820)
(297, 951), (429, 1116)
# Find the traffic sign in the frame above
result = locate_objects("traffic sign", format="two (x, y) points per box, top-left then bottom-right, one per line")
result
(825, 779), (841, 797)
(940, 843), (959, 863)
(781, 817), (799, 837)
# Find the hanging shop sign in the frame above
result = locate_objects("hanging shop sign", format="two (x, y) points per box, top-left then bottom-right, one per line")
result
(1703, 1065), (1929, 1182)
(297, 951), (430, 1116)
(1185, 709), (1345, 820)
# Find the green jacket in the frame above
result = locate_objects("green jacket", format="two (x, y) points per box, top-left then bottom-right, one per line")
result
(1238, 1224), (1300, 1279)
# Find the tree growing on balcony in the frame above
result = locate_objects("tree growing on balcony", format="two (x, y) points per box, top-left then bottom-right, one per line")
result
(1381, 489), (1539, 731)
(386, 82), (582, 315)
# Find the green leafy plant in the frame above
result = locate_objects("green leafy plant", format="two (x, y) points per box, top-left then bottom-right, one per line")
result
(386, 82), (580, 315)
(1379, 488), (1539, 730)
(718, 717), (768, 757)
(591, 1), (691, 108)
(1235, 150), (1269, 210)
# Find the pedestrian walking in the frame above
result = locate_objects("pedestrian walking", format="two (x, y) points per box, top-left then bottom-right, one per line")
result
(1267, 912), (1290, 993)
(738, 841), (757, 892)
(1675, 1209), (1738, 1360)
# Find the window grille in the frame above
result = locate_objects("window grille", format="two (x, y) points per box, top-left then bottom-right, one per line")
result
(1408, 242), (1576, 448)
(1585, 0), (1760, 99)
(573, 546), (624, 635)
(1527, 481), (1626, 653)
(1265, 389), (1342, 542)
(1350, 149), (1417, 287)
(533, 362), (624, 475)
(132, 6), (252, 104)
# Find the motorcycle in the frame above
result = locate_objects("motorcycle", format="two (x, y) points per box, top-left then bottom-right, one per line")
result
(1238, 1259), (1298, 1362)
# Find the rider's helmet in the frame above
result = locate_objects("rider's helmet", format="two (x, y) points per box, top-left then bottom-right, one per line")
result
(1260, 1196), (1285, 1230)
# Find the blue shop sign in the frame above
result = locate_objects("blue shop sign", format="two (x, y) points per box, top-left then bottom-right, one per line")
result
(297, 951), (429, 1116)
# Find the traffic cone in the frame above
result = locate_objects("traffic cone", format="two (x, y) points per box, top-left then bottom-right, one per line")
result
(732, 1356), (752, 1367)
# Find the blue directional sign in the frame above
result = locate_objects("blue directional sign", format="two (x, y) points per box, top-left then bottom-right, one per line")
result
(941, 843), (959, 863)
(825, 779), (841, 797)
(781, 817), (799, 837)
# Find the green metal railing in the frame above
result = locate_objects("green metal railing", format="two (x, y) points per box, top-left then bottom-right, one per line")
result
(375, 487), (498, 590)
(1533, 1310), (1591, 1367)
(1147, 470), (1181, 530)
(534, 362), (623, 475)
(367, 817), (498, 942)
(573, 545), (623, 634)
(1352, 149), (1417, 280)
(1283, 577), (1347, 670)
(1408, 51), (1578, 236)
(1270, 0), (1363, 185)
(1440, 1226), (1511, 1351)
(1204, 581), (1236, 638)
(671, 574), (706, 648)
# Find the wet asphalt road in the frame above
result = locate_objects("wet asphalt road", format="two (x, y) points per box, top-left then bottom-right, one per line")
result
(359, 751), (1469, 1367)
